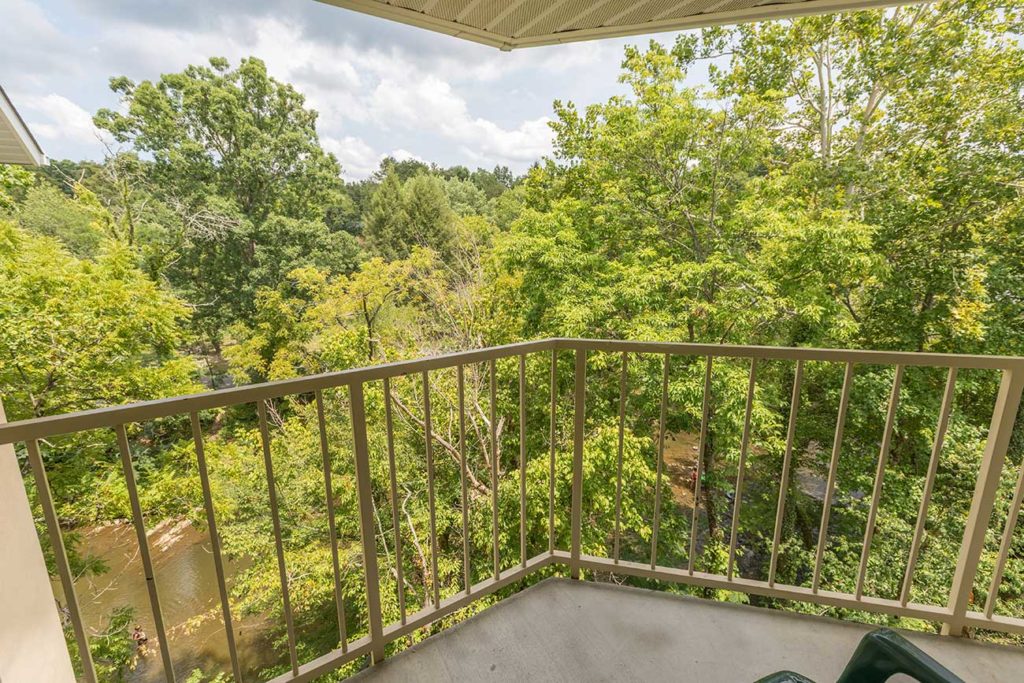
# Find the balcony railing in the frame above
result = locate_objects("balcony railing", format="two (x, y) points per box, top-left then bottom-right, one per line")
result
(1, 338), (1023, 683)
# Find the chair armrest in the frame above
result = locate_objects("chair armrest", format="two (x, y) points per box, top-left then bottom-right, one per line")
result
(836, 628), (964, 683)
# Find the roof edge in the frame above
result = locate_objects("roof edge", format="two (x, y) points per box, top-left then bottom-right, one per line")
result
(317, 0), (514, 50)
(512, 0), (925, 49)
(317, 0), (924, 51)
(0, 86), (47, 166)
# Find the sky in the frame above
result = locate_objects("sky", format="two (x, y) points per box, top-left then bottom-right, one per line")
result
(1, 0), (695, 180)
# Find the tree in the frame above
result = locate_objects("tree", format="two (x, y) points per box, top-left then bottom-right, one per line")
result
(0, 215), (199, 555)
(374, 156), (431, 183)
(402, 174), (455, 257)
(225, 249), (437, 385)
(363, 170), (456, 260)
(162, 208), (361, 349)
(471, 165), (514, 198)
(0, 220), (196, 421)
(362, 168), (407, 260)
(443, 177), (488, 216)
(94, 57), (344, 225)
(701, 3), (1024, 354)
(0, 163), (33, 211)
(13, 184), (105, 258)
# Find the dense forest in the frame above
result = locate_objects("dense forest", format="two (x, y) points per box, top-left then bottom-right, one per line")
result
(2, 2), (1024, 681)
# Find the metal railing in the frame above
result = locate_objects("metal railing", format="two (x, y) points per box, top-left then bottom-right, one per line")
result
(2, 338), (1023, 683)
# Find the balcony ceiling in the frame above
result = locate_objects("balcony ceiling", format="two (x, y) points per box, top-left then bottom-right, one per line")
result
(317, 0), (919, 50)
(0, 86), (45, 166)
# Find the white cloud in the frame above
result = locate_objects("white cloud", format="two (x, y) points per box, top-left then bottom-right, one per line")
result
(9, 0), (649, 170)
(1, 1), (82, 90)
(390, 149), (424, 163)
(369, 75), (552, 163)
(17, 94), (103, 147)
(108, 16), (559, 167)
(324, 136), (445, 181)
(323, 135), (379, 180)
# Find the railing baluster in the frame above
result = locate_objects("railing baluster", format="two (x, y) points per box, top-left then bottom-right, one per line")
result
(315, 390), (348, 651)
(257, 401), (299, 676)
(549, 349), (557, 554)
(945, 368), (1024, 635)
(651, 354), (670, 570)
(115, 425), (175, 682)
(855, 365), (904, 600)
(768, 360), (803, 587)
(813, 362), (855, 593)
(688, 356), (713, 575)
(728, 358), (758, 580)
(490, 358), (500, 580)
(570, 349), (586, 579)
(519, 354), (528, 568)
(901, 368), (957, 606)
(614, 352), (628, 563)
(10, 339), (1024, 678)
(25, 439), (97, 683)
(457, 367), (471, 594)
(383, 378), (407, 622)
(985, 453), (1024, 619)
(189, 413), (242, 682)
(423, 371), (441, 608)
(349, 383), (386, 663)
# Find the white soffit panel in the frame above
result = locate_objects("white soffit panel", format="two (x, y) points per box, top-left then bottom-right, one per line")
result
(0, 87), (46, 166)
(317, 0), (920, 50)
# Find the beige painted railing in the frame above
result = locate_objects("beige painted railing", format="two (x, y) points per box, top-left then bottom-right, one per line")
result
(1, 339), (1023, 683)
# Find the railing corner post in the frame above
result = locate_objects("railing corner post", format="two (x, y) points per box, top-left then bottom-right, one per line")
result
(570, 348), (585, 579)
(0, 399), (77, 683)
(943, 367), (1024, 636)
(350, 382), (386, 663)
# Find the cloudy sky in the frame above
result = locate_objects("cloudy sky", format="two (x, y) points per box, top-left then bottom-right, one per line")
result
(2, 0), (698, 180)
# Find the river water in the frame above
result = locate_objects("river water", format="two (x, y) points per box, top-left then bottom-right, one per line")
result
(58, 520), (279, 682)
(64, 437), (707, 681)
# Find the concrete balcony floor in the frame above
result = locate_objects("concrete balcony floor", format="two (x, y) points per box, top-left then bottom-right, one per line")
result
(353, 578), (1024, 682)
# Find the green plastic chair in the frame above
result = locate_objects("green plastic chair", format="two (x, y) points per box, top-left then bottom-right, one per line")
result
(755, 628), (964, 683)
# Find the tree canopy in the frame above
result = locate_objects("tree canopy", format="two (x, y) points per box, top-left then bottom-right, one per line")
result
(4, 3), (1024, 679)
(95, 57), (344, 225)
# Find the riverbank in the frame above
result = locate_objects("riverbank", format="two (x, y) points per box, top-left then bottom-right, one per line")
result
(57, 518), (278, 681)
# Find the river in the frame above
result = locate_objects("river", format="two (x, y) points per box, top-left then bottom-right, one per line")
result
(57, 519), (279, 682)
(64, 437), (709, 681)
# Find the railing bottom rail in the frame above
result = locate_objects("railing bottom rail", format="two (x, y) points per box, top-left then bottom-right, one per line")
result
(267, 553), (556, 683)
(5, 339), (1024, 683)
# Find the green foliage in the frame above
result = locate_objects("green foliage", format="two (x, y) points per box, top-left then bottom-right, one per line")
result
(62, 604), (140, 681)
(185, 669), (230, 683)
(88, 606), (137, 682)
(224, 249), (436, 382)
(9, 5), (1024, 677)
(14, 184), (106, 257)
(0, 163), (34, 211)
(443, 176), (488, 216)
(363, 169), (456, 260)
(85, 58), (367, 345)
(0, 220), (196, 421)
(362, 168), (407, 260)
(94, 57), (344, 225)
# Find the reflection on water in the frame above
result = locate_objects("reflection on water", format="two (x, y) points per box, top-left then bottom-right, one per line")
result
(56, 520), (279, 682)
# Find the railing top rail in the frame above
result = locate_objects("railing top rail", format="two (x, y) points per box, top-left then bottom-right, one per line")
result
(0, 339), (556, 445)
(566, 338), (1024, 370)
(2, 337), (1021, 445)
